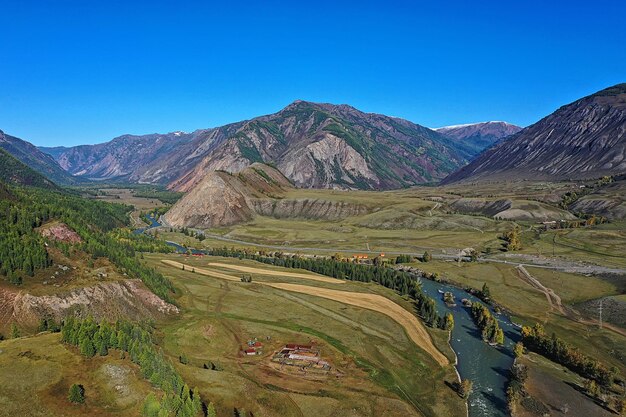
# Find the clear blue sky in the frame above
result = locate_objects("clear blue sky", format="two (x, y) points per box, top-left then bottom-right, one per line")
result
(1, 0), (625, 147)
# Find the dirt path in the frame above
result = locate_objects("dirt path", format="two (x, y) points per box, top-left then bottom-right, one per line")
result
(207, 262), (345, 284)
(161, 259), (449, 367)
(516, 265), (565, 315)
(515, 265), (626, 338)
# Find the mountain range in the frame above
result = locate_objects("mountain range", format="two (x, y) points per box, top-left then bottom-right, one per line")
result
(442, 84), (626, 184)
(1, 83), (624, 196)
(434, 121), (522, 155)
(38, 101), (500, 191)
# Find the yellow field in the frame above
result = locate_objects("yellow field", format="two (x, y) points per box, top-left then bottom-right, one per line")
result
(264, 282), (448, 366)
(207, 262), (345, 283)
(160, 259), (448, 366)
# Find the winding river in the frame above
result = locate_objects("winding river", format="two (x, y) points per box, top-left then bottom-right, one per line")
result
(137, 214), (518, 417)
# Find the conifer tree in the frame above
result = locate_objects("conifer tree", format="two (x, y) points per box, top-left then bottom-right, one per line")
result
(68, 384), (85, 404)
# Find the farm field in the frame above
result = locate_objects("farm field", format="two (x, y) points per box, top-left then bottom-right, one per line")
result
(146, 253), (465, 417)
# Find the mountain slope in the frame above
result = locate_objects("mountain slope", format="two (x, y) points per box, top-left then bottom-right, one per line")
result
(171, 101), (473, 191)
(45, 102), (474, 191)
(0, 148), (58, 188)
(0, 130), (80, 185)
(434, 121), (522, 155)
(442, 84), (626, 184)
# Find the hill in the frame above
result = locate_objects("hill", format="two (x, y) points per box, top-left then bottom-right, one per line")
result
(441, 83), (626, 184)
(0, 148), (57, 188)
(162, 163), (294, 228)
(434, 121), (521, 155)
(44, 101), (474, 191)
(0, 130), (81, 185)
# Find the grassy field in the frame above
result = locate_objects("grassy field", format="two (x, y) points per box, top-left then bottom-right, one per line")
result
(0, 333), (154, 417)
(516, 353), (615, 417)
(146, 253), (466, 417)
(160, 259), (447, 365)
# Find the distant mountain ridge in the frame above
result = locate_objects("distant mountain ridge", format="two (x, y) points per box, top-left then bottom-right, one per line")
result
(434, 121), (522, 155)
(442, 84), (626, 184)
(0, 130), (80, 185)
(40, 101), (479, 191)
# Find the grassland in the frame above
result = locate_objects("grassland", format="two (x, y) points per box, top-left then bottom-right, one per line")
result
(0, 333), (154, 417)
(147, 253), (465, 417)
(516, 353), (616, 417)
(160, 259), (447, 365)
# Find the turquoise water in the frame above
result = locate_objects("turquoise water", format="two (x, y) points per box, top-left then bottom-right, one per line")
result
(420, 279), (519, 417)
(135, 217), (516, 416)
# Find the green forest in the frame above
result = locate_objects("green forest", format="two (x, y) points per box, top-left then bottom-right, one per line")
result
(0, 183), (175, 301)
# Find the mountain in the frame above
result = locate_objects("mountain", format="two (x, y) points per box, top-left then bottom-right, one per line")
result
(0, 130), (80, 185)
(44, 101), (474, 191)
(0, 148), (57, 188)
(441, 84), (626, 184)
(39, 130), (236, 185)
(434, 121), (522, 155)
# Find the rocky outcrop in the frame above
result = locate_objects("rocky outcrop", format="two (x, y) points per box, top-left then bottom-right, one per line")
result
(162, 172), (257, 228)
(250, 198), (369, 220)
(0, 280), (178, 329)
(43, 101), (475, 191)
(162, 163), (369, 228)
(442, 84), (626, 184)
(39, 222), (82, 243)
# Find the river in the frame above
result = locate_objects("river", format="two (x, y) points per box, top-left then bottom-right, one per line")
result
(136, 214), (518, 417)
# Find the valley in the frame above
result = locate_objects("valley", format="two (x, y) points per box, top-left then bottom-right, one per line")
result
(1, 83), (626, 417)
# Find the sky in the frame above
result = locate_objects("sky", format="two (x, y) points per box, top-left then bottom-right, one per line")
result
(1, 0), (625, 147)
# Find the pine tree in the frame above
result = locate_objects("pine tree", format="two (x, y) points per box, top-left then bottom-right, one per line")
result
(68, 383), (85, 404)
(481, 283), (491, 300)
(206, 402), (217, 417)
(142, 392), (161, 417)
(10, 323), (20, 338)
(79, 335), (96, 357)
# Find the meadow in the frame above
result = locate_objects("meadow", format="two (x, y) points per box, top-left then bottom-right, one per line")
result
(146, 253), (466, 417)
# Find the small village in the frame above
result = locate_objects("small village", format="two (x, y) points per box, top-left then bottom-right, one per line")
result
(240, 337), (336, 377)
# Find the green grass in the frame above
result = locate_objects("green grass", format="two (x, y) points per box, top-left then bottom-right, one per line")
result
(147, 253), (466, 417)
(0, 333), (153, 417)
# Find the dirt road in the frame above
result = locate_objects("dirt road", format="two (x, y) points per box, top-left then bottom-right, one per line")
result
(516, 265), (565, 315)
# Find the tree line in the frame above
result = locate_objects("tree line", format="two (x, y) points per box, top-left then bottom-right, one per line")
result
(521, 324), (618, 387)
(61, 317), (211, 417)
